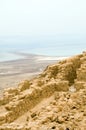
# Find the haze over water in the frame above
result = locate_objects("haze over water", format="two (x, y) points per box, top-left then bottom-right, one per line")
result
(0, 40), (86, 62)
(0, 0), (86, 61)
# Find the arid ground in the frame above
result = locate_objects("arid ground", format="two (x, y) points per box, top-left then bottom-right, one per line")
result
(0, 52), (86, 130)
(0, 53), (59, 96)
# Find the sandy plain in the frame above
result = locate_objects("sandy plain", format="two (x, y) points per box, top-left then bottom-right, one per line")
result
(0, 53), (62, 95)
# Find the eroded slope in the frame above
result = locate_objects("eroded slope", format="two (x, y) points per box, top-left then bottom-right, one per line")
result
(0, 52), (86, 130)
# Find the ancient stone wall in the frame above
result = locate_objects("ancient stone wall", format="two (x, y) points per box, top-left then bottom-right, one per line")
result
(0, 51), (86, 129)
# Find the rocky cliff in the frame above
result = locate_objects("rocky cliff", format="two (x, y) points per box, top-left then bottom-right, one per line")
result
(0, 52), (86, 130)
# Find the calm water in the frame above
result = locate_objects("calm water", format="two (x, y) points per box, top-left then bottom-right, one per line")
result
(0, 52), (25, 62)
(0, 42), (86, 62)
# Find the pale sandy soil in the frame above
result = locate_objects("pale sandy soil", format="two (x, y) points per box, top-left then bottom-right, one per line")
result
(0, 53), (60, 95)
(0, 72), (39, 96)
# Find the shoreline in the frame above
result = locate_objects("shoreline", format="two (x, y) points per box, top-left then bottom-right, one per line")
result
(0, 53), (68, 95)
(0, 51), (68, 62)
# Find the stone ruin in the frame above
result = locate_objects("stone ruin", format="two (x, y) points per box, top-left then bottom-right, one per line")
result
(0, 51), (86, 130)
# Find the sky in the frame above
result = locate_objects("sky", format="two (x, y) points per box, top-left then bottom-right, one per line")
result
(0, 0), (86, 54)
(0, 0), (86, 45)
(0, 0), (86, 36)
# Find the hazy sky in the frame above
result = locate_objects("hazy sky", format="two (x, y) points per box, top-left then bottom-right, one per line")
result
(0, 0), (86, 37)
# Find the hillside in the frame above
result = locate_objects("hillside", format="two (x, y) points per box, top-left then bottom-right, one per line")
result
(0, 53), (59, 96)
(0, 51), (86, 130)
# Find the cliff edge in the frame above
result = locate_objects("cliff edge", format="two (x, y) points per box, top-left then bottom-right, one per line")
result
(0, 51), (86, 130)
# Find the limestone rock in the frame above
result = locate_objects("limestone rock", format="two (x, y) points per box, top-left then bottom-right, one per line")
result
(0, 51), (86, 129)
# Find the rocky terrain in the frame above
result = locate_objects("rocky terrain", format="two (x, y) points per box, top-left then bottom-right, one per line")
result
(0, 51), (86, 130)
(0, 53), (59, 95)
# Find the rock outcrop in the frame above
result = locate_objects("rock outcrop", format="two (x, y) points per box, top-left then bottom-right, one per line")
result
(0, 51), (86, 130)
